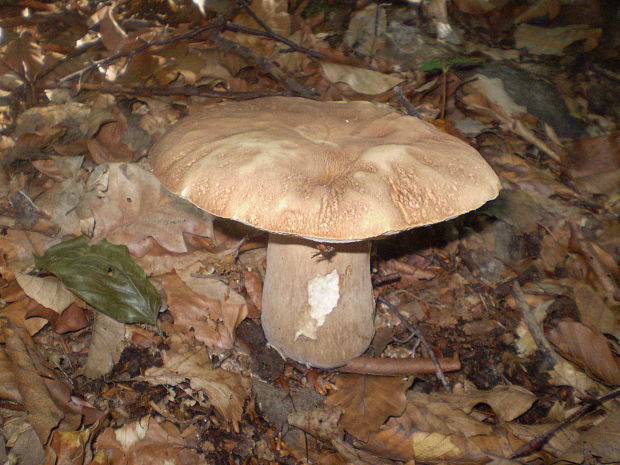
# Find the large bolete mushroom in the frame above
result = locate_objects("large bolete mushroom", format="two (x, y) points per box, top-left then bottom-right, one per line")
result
(150, 97), (500, 368)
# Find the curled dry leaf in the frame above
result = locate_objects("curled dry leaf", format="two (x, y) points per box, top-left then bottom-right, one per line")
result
(15, 273), (75, 313)
(78, 163), (213, 257)
(0, 297), (48, 339)
(143, 332), (249, 429)
(94, 416), (206, 465)
(1, 321), (65, 443)
(546, 319), (620, 385)
(441, 384), (537, 422)
(48, 429), (92, 465)
(325, 374), (410, 442)
(363, 389), (541, 462)
(241, 269), (263, 314)
(162, 271), (247, 349)
(571, 281), (620, 340)
(320, 62), (404, 95)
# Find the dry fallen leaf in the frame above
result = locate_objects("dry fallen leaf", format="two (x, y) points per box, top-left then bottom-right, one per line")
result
(320, 62), (404, 95)
(144, 331), (249, 429)
(363, 389), (541, 462)
(571, 281), (620, 340)
(1, 320), (66, 443)
(162, 270), (247, 349)
(514, 24), (602, 55)
(78, 163), (213, 257)
(325, 374), (410, 442)
(93, 416), (206, 465)
(546, 319), (620, 385)
(15, 273), (75, 313)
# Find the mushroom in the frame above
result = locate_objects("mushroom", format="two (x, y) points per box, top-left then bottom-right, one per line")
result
(149, 97), (500, 368)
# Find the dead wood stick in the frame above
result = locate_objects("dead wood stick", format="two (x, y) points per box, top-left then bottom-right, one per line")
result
(226, 7), (324, 60)
(512, 282), (559, 367)
(510, 386), (620, 459)
(0, 215), (60, 236)
(68, 82), (281, 99)
(206, 29), (316, 98)
(57, 21), (223, 85)
(338, 356), (461, 376)
(377, 296), (451, 391)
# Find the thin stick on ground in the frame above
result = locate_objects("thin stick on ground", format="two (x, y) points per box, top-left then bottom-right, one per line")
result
(512, 281), (560, 368)
(509, 387), (620, 459)
(229, 1), (324, 60)
(338, 356), (461, 377)
(377, 296), (452, 392)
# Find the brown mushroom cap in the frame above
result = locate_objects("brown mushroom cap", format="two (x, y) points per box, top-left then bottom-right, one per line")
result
(150, 97), (500, 242)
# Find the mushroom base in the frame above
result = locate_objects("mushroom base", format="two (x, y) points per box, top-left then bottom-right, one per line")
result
(261, 234), (375, 368)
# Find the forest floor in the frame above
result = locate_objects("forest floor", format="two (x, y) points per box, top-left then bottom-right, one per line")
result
(1, 0), (619, 464)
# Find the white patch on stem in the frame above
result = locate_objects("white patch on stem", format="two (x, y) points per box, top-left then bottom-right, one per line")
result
(295, 269), (340, 340)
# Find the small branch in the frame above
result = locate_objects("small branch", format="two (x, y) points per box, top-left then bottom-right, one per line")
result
(510, 387), (620, 459)
(65, 82), (284, 99)
(338, 356), (461, 376)
(205, 29), (316, 98)
(394, 85), (422, 119)
(512, 282), (560, 367)
(377, 296), (452, 392)
(57, 22), (223, 85)
(224, 23), (324, 60)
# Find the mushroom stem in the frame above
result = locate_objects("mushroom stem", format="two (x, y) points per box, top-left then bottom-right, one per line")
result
(261, 234), (375, 368)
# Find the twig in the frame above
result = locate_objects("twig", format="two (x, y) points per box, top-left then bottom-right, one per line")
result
(377, 296), (452, 392)
(512, 282), (560, 368)
(234, 0), (324, 60)
(57, 21), (224, 85)
(224, 23), (324, 60)
(440, 71), (447, 120)
(65, 82), (284, 99)
(394, 85), (422, 119)
(338, 356), (461, 376)
(36, 38), (103, 83)
(205, 29), (316, 98)
(509, 387), (620, 459)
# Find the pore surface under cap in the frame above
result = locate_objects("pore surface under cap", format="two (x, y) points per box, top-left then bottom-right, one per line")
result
(150, 97), (500, 242)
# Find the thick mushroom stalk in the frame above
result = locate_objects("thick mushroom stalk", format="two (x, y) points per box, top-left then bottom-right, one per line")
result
(261, 234), (375, 368)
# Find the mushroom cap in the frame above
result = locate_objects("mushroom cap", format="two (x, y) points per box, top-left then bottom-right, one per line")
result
(150, 97), (500, 242)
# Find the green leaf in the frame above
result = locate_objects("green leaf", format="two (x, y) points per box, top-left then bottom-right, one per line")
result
(34, 237), (160, 324)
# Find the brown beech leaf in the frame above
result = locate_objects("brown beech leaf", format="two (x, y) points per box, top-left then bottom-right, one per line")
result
(1, 320), (65, 443)
(94, 416), (206, 465)
(363, 390), (530, 462)
(242, 269), (263, 314)
(163, 269), (247, 349)
(86, 106), (136, 163)
(15, 273), (75, 313)
(78, 163), (213, 257)
(325, 374), (410, 442)
(48, 429), (92, 465)
(571, 281), (620, 340)
(546, 319), (620, 385)
(143, 331), (249, 429)
(0, 297), (48, 339)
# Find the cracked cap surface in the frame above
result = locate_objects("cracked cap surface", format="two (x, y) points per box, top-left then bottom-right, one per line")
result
(150, 97), (500, 242)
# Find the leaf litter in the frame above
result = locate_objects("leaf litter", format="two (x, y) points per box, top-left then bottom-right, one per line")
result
(0, 0), (619, 463)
